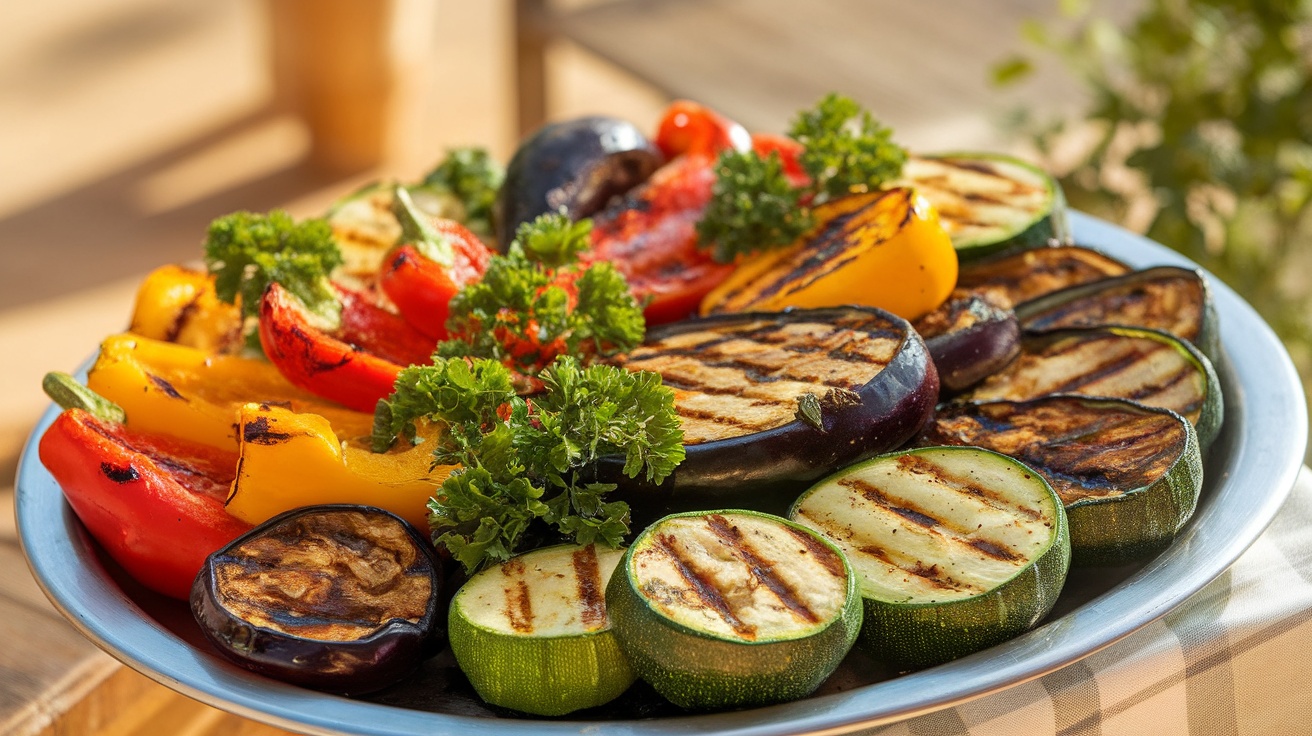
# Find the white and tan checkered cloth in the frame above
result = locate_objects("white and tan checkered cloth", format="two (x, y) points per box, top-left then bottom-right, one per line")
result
(861, 466), (1312, 736)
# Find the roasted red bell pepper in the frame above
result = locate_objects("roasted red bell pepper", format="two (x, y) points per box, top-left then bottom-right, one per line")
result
(379, 188), (492, 340)
(259, 282), (422, 412)
(38, 373), (251, 600)
(654, 99), (752, 159)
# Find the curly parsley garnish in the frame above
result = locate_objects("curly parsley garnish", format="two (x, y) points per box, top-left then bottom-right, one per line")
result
(203, 210), (342, 346)
(373, 356), (684, 573)
(421, 147), (504, 242)
(436, 213), (644, 374)
(696, 93), (907, 262)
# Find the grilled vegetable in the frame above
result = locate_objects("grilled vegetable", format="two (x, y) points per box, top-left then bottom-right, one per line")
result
(955, 245), (1130, 308)
(963, 326), (1223, 450)
(448, 544), (634, 715)
(602, 307), (938, 522)
(900, 152), (1072, 260)
(495, 116), (663, 246)
(921, 396), (1203, 564)
(606, 510), (860, 710)
(1015, 265), (1220, 365)
(191, 505), (443, 695)
(790, 446), (1069, 668)
(127, 265), (243, 354)
(699, 187), (958, 321)
(913, 295), (1021, 393)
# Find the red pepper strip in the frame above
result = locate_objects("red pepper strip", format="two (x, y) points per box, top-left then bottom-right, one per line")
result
(333, 282), (436, 366)
(586, 153), (737, 325)
(260, 282), (407, 412)
(38, 408), (251, 600)
(654, 100), (752, 160)
(379, 229), (491, 341)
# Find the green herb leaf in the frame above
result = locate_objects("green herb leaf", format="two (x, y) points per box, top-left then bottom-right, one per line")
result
(696, 149), (813, 262)
(438, 215), (643, 374)
(421, 147), (504, 241)
(394, 355), (684, 574)
(788, 93), (907, 202)
(203, 210), (343, 346)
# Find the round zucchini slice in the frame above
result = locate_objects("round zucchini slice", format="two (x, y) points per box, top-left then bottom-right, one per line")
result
(790, 446), (1070, 669)
(901, 152), (1072, 261)
(448, 543), (635, 716)
(606, 510), (861, 710)
(922, 396), (1204, 565)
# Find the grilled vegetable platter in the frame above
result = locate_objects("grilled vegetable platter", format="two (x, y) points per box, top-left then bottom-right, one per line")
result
(24, 94), (1300, 733)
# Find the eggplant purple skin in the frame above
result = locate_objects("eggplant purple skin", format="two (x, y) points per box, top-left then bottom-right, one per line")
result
(493, 115), (662, 247)
(190, 505), (444, 696)
(921, 296), (1022, 395)
(593, 307), (941, 524)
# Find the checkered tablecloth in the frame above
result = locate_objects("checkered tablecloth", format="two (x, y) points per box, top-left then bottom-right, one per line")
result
(861, 466), (1312, 736)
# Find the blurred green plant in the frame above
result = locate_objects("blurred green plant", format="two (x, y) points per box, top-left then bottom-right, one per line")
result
(994, 0), (1312, 456)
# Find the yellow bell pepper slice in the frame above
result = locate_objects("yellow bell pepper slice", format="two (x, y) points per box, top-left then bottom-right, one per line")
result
(700, 187), (958, 321)
(226, 403), (451, 530)
(87, 333), (371, 449)
(128, 265), (244, 353)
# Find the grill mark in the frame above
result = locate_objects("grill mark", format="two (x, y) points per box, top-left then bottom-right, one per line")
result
(164, 293), (202, 343)
(147, 373), (187, 401)
(1120, 364), (1197, 403)
(896, 454), (1044, 522)
(782, 525), (848, 579)
(571, 545), (606, 630)
(100, 462), (138, 484)
(243, 416), (294, 445)
(839, 475), (1029, 562)
(704, 515), (821, 625)
(501, 558), (534, 634)
(654, 533), (756, 639)
(1042, 343), (1151, 393)
(855, 544), (968, 592)
(676, 405), (777, 431)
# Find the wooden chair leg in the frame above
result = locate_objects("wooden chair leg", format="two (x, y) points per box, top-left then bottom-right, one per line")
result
(515, 0), (550, 139)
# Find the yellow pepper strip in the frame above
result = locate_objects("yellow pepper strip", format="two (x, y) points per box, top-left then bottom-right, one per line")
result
(87, 333), (372, 450)
(128, 264), (244, 354)
(699, 187), (958, 321)
(226, 403), (453, 530)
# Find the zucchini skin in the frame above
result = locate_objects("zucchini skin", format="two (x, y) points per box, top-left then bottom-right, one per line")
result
(924, 397), (1204, 566)
(789, 447), (1070, 669)
(596, 307), (940, 526)
(606, 510), (861, 710)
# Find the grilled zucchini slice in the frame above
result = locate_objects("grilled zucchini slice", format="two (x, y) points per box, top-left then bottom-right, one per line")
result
(606, 510), (860, 710)
(901, 152), (1072, 260)
(956, 244), (1130, 308)
(448, 543), (634, 716)
(963, 326), (1223, 450)
(790, 446), (1069, 669)
(1015, 265), (1220, 365)
(921, 396), (1203, 565)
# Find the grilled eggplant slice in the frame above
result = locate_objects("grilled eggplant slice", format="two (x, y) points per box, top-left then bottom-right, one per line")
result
(913, 294), (1021, 394)
(900, 152), (1072, 260)
(790, 446), (1069, 668)
(606, 510), (860, 710)
(1015, 265), (1220, 365)
(921, 397), (1203, 565)
(956, 245), (1131, 308)
(191, 505), (443, 695)
(601, 307), (939, 522)
(962, 326), (1223, 450)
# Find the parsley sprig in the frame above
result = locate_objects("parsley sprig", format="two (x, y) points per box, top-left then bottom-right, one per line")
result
(695, 93), (908, 262)
(436, 213), (644, 374)
(373, 355), (685, 573)
(421, 147), (504, 243)
(203, 210), (343, 347)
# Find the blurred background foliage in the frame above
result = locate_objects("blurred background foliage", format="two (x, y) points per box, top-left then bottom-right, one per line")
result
(995, 0), (1312, 457)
